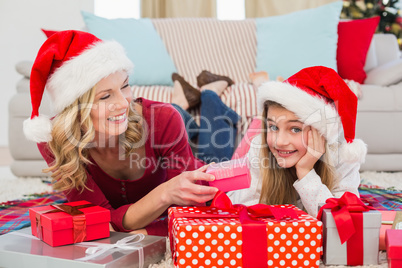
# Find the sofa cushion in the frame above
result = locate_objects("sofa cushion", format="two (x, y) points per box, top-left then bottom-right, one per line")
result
(363, 38), (378, 72)
(358, 82), (402, 111)
(365, 58), (402, 86)
(81, 11), (177, 86)
(16, 78), (30, 94)
(337, 17), (380, 84)
(255, 1), (342, 80)
(15, 61), (32, 78)
(151, 18), (257, 85)
(372, 33), (402, 67)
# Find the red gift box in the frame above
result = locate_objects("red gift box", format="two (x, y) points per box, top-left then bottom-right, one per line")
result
(386, 229), (402, 268)
(168, 191), (323, 268)
(206, 158), (251, 192)
(29, 200), (111, 247)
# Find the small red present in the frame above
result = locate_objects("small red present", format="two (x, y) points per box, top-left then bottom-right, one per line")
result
(386, 229), (402, 268)
(169, 191), (323, 268)
(29, 200), (111, 247)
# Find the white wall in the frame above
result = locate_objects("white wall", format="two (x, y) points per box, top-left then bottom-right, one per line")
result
(0, 0), (94, 146)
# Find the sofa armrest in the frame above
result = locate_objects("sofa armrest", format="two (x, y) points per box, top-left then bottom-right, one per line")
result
(364, 58), (402, 86)
(15, 61), (33, 78)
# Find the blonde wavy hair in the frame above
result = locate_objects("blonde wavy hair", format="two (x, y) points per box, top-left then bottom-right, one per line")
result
(44, 85), (144, 192)
(258, 100), (336, 205)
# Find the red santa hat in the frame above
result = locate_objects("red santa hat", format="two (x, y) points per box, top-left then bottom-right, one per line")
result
(23, 30), (134, 143)
(257, 66), (367, 164)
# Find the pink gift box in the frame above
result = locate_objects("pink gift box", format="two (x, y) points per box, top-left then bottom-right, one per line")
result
(206, 158), (251, 192)
(379, 210), (396, 250)
(385, 229), (402, 268)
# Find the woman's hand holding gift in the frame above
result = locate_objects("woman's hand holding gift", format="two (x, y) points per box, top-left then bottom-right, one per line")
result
(162, 165), (218, 206)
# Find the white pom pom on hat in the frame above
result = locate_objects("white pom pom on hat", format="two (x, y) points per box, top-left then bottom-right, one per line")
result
(23, 30), (134, 143)
(257, 66), (367, 164)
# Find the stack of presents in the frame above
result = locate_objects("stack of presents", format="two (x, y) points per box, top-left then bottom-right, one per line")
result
(0, 159), (401, 267)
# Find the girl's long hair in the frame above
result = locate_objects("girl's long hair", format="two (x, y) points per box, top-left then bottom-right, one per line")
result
(44, 86), (144, 192)
(258, 100), (336, 205)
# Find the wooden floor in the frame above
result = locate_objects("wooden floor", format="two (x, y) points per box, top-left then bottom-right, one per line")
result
(0, 147), (12, 166)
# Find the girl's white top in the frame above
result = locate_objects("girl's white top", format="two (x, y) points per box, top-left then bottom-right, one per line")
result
(226, 134), (361, 217)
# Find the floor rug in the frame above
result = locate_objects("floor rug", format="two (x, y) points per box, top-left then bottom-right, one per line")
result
(0, 187), (398, 268)
(359, 184), (402, 210)
(1, 185), (401, 236)
(0, 192), (66, 235)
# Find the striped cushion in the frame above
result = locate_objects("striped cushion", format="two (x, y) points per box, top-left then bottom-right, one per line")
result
(132, 18), (259, 135)
(152, 18), (257, 85)
(132, 85), (173, 103)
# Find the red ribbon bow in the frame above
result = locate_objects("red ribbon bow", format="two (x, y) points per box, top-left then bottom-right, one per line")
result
(35, 203), (94, 244)
(171, 191), (303, 268)
(317, 192), (376, 266)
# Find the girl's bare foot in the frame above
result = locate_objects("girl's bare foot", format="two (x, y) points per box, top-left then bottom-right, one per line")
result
(200, 80), (228, 97)
(249, 71), (269, 88)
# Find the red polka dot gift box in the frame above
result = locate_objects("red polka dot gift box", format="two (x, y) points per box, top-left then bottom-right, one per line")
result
(168, 191), (323, 268)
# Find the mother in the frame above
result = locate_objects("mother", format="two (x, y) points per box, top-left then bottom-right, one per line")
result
(23, 30), (218, 236)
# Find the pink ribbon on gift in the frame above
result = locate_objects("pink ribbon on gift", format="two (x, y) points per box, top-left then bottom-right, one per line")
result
(170, 191), (303, 268)
(317, 191), (376, 266)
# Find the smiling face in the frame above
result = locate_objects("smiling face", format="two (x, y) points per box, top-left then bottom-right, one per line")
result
(90, 71), (132, 141)
(266, 105), (310, 168)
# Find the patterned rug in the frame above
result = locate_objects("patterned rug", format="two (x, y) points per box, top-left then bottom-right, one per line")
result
(359, 184), (402, 210)
(1, 185), (401, 236)
(0, 192), (66, 235)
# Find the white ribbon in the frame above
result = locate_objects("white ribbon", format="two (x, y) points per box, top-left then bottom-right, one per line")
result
(75, 233), (145, 267)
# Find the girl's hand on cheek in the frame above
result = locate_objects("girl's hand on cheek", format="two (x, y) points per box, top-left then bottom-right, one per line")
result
(295, 128), (325, 180)
(162, 164), (218, 206)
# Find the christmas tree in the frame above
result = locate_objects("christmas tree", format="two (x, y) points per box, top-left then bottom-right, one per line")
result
(341, 0), (402, 49)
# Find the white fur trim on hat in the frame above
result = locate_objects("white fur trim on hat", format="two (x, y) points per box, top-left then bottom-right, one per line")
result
(23, 115), (53, 143)
(258, 81), (340, 145)
(47, 40), (133, 114)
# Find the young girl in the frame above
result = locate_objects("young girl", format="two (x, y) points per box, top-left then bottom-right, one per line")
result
(227, 66), (367, 217)
(23, 30), (218, 236)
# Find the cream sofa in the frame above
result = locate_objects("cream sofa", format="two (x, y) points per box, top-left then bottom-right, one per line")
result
(8, 18), (402, 177)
